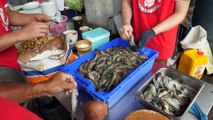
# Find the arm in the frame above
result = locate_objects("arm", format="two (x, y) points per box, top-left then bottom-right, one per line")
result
(0, 22), (49, 51)
(0, 8), (51, 51)
(120, 0), (133, 39)
(6, 7), (51, 26)
(136, 0), (190, 49)
(0, 72), (77, 103)
(0, 31), (20, 51)
(152, 0), (190, 34)
(122, 0), (132, 26)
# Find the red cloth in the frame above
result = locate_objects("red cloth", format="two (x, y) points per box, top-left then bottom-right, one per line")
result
(0, 97), (41, 120)
(132, 0), (178, 60)
(0, 0), (19, 70)
(0, 0), (7, 5)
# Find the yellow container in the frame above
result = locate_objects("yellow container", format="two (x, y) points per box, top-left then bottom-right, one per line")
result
(178, 49), (208, 79)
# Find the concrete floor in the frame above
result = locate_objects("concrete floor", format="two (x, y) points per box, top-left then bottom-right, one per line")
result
(201, 74), (213, 120)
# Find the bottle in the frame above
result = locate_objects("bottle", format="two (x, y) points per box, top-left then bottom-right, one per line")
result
(178, 49), (208, 79)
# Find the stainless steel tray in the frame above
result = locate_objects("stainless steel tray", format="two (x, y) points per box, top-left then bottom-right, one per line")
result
(136, 68), (205, 120)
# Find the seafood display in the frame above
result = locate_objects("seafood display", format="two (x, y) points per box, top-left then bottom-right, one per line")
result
(140, 72), (196, 116)
(79, 47), (147, 92)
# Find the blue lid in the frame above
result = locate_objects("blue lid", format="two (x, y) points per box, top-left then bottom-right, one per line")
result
(82, 27), (110, 42)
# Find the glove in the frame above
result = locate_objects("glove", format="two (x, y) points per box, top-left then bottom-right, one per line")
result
(189, 102), (208, 120)
(136, 29), (155, 49)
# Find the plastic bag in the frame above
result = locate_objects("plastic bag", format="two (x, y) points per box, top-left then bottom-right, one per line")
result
(180, 25), (213, 74)
(189, 102), (208, 120)
(17, 36), (76, 84)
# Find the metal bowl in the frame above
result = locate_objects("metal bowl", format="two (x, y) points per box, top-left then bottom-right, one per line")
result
(136, 68), (205, 120)
(75, 40), (92, 53)
(125, 109), (169, 120)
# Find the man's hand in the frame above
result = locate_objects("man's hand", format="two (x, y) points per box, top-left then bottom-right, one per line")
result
(17, 22), (49, 41)
(43, 72), (77, 97)
(137, 29), (155, 49)
(34, 13), (51, 22)
(120, 24), (133, 40)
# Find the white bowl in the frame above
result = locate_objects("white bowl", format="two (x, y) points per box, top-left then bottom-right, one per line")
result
(63, 30), (78, 46)
(23, 1), (39, 10)
(40, 2), (57, 17)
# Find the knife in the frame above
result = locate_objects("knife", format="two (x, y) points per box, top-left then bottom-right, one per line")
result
(128, 36), (140, 52)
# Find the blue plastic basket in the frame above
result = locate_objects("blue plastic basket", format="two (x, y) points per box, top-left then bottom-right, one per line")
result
(61, 38), (158, 108)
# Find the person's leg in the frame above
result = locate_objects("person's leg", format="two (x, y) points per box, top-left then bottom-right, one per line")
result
(27, 97), (71, 120)
(0, 66), (27, 83)
(0, 67), (28, 106)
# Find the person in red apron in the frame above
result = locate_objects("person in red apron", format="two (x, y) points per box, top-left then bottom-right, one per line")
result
(0, 0), (50, 70)
(121, 0), (190, 64)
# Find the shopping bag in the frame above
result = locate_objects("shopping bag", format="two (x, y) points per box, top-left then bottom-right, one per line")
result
(17, 36), (76, 83)
(180, 25), (213, 74)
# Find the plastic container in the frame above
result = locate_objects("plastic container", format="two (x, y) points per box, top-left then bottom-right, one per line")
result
(49, 15), (68, 35)
(178, 49), (208, 79)
(61, 38), (158, 108)
(82, 27), (110, 50)
(61, 9), (77, 19)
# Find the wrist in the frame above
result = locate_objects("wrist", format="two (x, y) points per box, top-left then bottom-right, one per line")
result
(22, 83), (45, 101)
(149, 29), (156, 36)
(32, 13), (40, 22)
(123, 22), (131, 26)
(10, 30), (25, 43)
(14, 30), (26, 42)
(123, 19), (131, 26)
(152, 28), (158, 35)
(31, 83), (49, 98)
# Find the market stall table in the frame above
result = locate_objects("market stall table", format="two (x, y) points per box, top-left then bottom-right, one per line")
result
(55, 62), (213, 120)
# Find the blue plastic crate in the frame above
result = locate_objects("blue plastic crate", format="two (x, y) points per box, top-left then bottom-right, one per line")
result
(61, 38), (158, 108)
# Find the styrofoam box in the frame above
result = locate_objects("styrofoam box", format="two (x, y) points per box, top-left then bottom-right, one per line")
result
(82, 27), (110, 50)
(61, 38), (158, 108)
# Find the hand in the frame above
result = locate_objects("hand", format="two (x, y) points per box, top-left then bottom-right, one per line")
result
(83, 101), (108, 120)
(137, 29), (155, 49)
(120, 24), (133, 40)
(34, 13), (51, 22)
(43, 72), (77, 97)
(18, 22), (49, 41)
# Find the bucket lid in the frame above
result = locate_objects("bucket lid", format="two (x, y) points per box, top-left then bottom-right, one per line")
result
(82, 27), (110, 42)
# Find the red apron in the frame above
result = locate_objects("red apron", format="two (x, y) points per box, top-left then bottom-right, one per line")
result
(132, 0), (178, 60)
(0, 0), (19, 70)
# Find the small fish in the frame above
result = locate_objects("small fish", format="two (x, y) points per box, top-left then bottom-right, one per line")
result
(71, 88), (79, 120)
